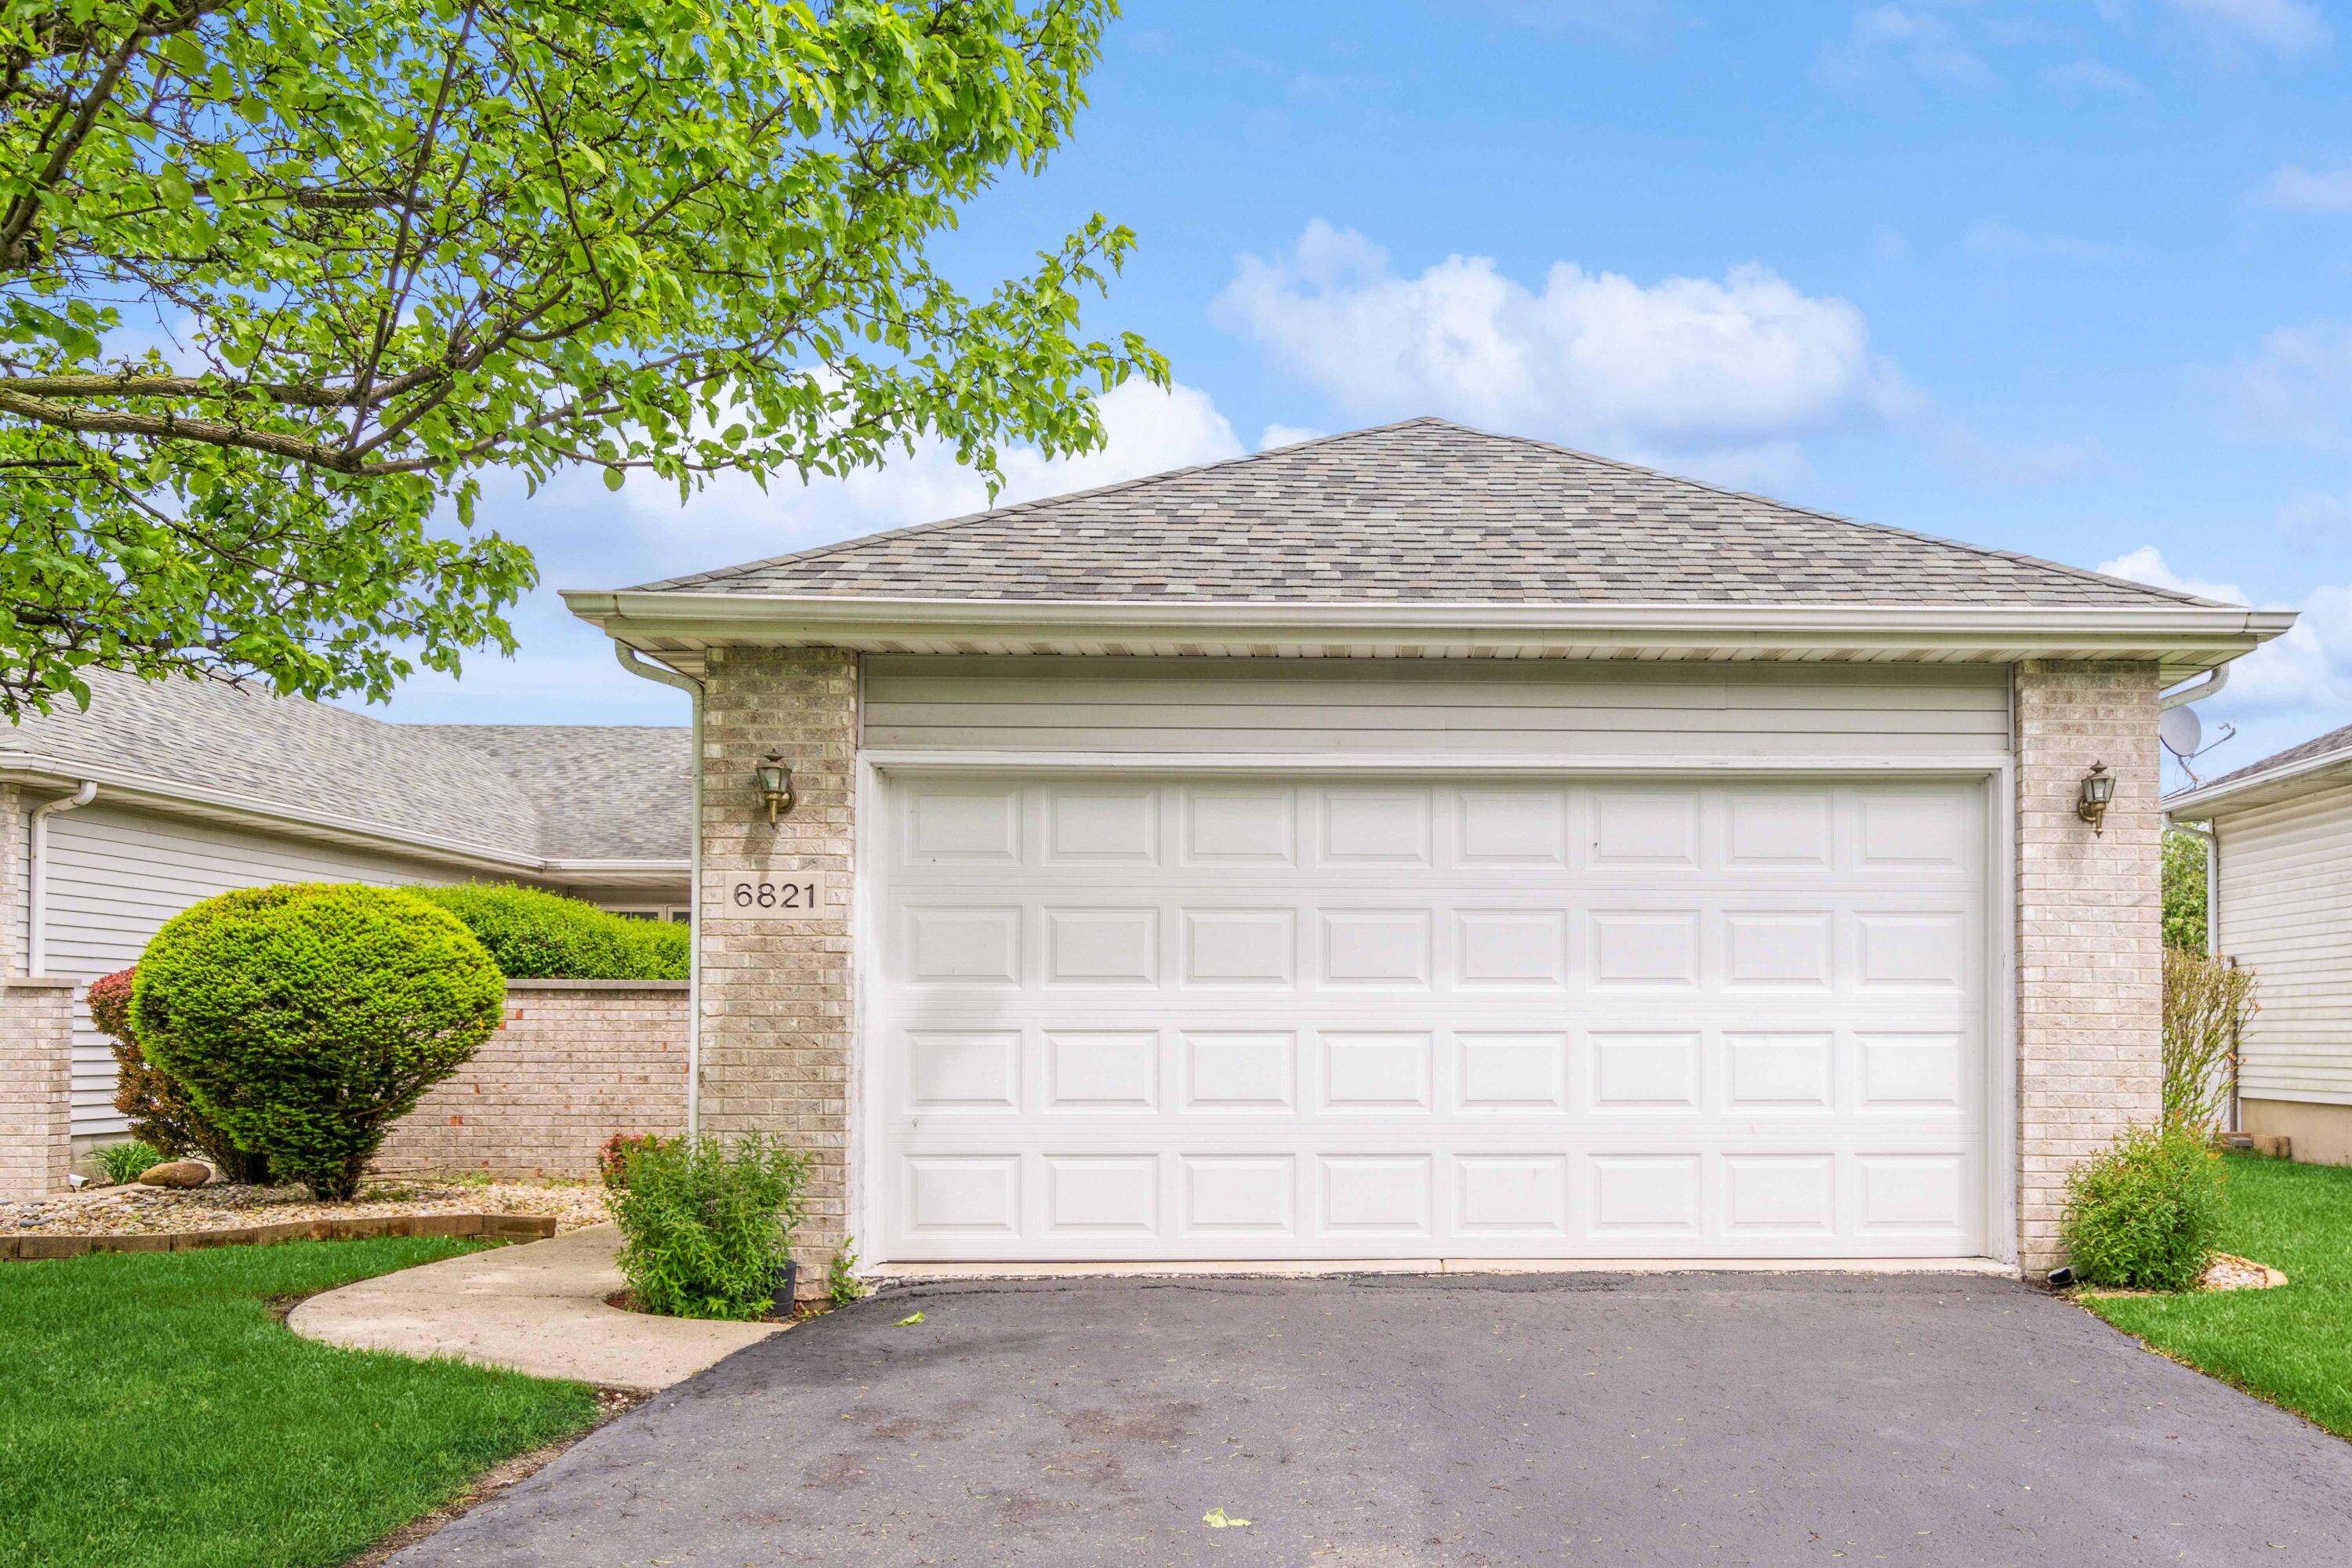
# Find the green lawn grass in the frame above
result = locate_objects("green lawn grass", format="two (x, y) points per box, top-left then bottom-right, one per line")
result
(2084, 1152), (2352, 1439)
(0, 1237), (601, 1568)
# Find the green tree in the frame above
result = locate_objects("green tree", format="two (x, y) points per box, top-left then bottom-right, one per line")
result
(2, 0), (1160, 717)
(2162, 826), (2209, 953)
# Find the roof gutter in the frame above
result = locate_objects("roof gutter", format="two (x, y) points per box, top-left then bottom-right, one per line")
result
(2167, 741), (2352, 820)
(564, 590), (2293, 663)
(27, 781), (96, 975)
(613, 642), (705, 1139)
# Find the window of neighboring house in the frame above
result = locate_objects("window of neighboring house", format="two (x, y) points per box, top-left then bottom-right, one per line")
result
(605, 905), (691, 924)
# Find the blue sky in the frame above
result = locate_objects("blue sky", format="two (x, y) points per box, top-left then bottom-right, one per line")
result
(358, 0), (2352, 786)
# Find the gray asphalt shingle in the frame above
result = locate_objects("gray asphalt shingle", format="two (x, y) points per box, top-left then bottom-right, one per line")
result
(637, 418), (2220, 608)
(7, 667), (687, 864)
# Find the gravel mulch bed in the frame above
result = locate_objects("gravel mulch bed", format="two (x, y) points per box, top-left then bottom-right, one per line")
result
(4, 1177), (610, 1238)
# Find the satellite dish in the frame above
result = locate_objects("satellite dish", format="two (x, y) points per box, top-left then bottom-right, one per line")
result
(2159, 706), (2203, 758)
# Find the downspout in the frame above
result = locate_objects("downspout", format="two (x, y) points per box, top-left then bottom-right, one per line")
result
(27, 781), (96, 975)
(2159, 662), (2228, 710)
(614, 644), (705, 1138)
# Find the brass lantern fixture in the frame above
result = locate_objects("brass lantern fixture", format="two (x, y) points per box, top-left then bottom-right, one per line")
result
(2075, 760), (2114, 835)
(754, 751), (796, 826)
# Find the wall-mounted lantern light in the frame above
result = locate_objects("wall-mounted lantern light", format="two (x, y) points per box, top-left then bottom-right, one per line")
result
(754, 751), (796, 826)
(2076, 760), (2114, 836)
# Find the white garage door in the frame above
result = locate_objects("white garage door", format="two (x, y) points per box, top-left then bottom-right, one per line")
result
(871, 774), (1989, 1261)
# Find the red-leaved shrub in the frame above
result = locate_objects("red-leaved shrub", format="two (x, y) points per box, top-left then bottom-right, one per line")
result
(93, 965), (270, 1184)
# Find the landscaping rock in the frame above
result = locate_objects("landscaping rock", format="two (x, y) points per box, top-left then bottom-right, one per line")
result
(137, 1161), (215, 1189)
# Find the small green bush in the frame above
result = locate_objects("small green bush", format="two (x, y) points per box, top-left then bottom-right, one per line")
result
(89, 965), (270, 1184)
(131, 884), (504, 1200)
(96, 1140), (164, 1185)
(612, 1134), (808, 1320)
(412, 884), (688, 980)
(2061, 1121), (2227, 1292)
(829, 1237), (866, 1306)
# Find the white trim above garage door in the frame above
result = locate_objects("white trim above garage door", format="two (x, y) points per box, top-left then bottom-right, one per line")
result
(862, 768), (1999, 1263)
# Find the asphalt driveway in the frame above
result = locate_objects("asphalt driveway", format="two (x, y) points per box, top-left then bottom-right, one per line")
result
(393, 1271), (2352, 1566)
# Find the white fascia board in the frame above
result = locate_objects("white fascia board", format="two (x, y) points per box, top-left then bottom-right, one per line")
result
(564, 590), (2295, 661)
(2165, 745), (2352, 820)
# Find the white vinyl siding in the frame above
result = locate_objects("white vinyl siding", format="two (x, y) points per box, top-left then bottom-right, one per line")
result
(862, 656), (2013, 760)
(42, 807), (468, 1139)
(2217, 784), (2352, 1105)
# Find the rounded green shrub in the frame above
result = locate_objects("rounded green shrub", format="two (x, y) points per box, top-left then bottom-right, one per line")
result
(412, 884), (687, 980)
(2060, 1120), (2227, 1292)
(130, 884), (504, 1200)
(612, 1134), (808, 1320)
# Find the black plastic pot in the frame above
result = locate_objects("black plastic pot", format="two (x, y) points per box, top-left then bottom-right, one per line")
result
(773, 1258), (798, 1312)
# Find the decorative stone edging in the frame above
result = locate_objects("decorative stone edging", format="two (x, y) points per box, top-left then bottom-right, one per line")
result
(1, 1211), (557, 1261)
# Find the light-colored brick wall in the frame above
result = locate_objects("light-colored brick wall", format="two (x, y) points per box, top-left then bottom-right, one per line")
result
(0, 977), (74, 1199)
(1, 784), (26, 977)
(372, 981), (689, 1179)
(2014, 659), (2165, 1272)
(697, 645), (858, 1294)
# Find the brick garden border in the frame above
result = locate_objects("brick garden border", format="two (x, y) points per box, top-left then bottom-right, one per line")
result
(1, 1211), (557, 1261)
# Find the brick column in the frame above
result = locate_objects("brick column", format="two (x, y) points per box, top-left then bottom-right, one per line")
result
(2013, 659), (2164, 1272)
(0, 784), (27, 977)
(1, 977), (74, 1200)
(698, 646), (858, 1295)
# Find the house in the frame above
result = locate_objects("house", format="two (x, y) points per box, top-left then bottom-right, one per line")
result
(564, 416), (2292, 1278)
(2, 667), (689, 1162)
(2165, 720), (2352, 1165)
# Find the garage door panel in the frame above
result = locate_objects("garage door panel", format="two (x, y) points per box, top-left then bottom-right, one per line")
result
(877, 775), (1988, 1260)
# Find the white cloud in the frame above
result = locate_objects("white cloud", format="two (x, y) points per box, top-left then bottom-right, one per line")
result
(1962, 220), (2132, 264)
(2159, 0), (2328, 56)
(1258, 423), (1328, 450)
(1212, 220), (1903, 472)
(2279, 492), (2352, 547)
(1818, 6), (1989, 87)
(2096, 546), (2350, 714)
(2256, 162), (2352, 212)
(2230, 321), (2352, 448)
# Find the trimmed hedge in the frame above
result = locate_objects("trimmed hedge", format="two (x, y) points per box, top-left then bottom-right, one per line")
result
(131, 884), (504, 1199)
(412, 884), (688, 981)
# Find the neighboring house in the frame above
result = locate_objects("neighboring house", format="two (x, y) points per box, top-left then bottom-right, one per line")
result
(567, 416), (2292, 1278)
(2, 667), (688, 1156)
(2166, 721), (2352, 1165)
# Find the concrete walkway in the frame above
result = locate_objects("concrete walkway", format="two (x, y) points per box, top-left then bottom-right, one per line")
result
(289, 1222), (779, 1392)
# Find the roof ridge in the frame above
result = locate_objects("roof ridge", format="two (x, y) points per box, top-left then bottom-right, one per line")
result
(1430, 419), (2227, 610)
(630, 418), (1439, 592)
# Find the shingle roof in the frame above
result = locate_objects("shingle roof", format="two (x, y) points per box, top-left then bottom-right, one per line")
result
(2189, 719), (2352, 794)
(637, 418), (2221, 608)
(6, 667), (688, 865)
(406, 724), (691, 861)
